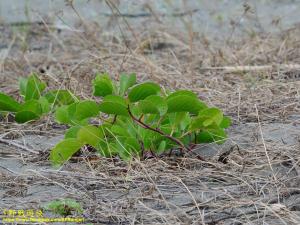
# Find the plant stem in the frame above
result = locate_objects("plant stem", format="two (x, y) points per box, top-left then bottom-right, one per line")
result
(127, 106), (205, 161)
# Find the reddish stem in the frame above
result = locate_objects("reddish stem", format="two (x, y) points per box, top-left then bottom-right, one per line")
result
(127, 106), (205, 161)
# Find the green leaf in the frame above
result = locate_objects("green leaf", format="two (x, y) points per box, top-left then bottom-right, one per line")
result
(20, 100), (43, 115)
(115, 137), (139, 161)
(99, 95), (128, 116)
(125, 137), (140, 154)
(15, 111), (40, 123)
(138, 95), (167, 116)
(0, 92), (21, 112)
(111, 124), (130, 136)
(167, 90), (198, 100)
(65, 126), (81, 139)
(191, 108), (223, 130)
(130, 104), (142, 118)
(167, 95), (207, 114)
(174, 112), (191, 130)
(55, 105), (72, 124)
(38, 97), (50, 113)
(143, 113), (160, 124)
(220, 116), (231, 128)
(138, 126), (162, 149)
(44, 90), (78, 106)
(196, 125), (227, 144)
(50, 138), (83, 167)
(202, 108), (223, 126)
(128, 82), (160, 102)
(14, 99), (45, 123)
(77, 125), (103, 147)
(99, 102), (129, 116)
(115, 117), (139, 137)
(99, 123), (113, 136)
(92, 73), (114, 97)
(19, 77), (28, 96)
(104, 95), (127, 105)
(44, 199), (83, 216)
(74, 100), (99, 121)
(22, 74), (47, 101)
(62, 199), (83, 213)
(119, 73), (136, 95)
(55, 101), (98, 125)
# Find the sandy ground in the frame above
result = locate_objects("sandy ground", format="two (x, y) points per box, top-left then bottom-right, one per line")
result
(1, 1), (300, 224)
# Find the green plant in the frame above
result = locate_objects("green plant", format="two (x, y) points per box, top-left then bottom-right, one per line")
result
(43, 199), (83, 217)
(50, 73), (231, 166)
(0, 73), (231, 165)
(0, 73), (77, 123)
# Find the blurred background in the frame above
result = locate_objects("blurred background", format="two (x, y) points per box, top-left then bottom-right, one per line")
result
(1, 0), (300, 40)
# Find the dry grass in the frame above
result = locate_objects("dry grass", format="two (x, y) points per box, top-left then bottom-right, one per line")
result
(1, 3), (300, 224)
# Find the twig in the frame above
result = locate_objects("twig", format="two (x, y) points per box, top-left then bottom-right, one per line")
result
(177, 177), (203, 220)
(0, 138), (39, 154)
(127, 106), (186, 149)
(255, 104), (276, 181)
(127, 106), (205, 161)
(199, 64), (300, 73)
(99, 9), (200, 18)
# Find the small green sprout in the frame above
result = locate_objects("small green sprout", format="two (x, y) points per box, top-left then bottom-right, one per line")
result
(43, 198), (83, 217)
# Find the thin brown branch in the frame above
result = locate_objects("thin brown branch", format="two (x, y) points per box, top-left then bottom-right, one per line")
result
(199, 64), (300, 73)
(127, 106), (205, 161)
(0, 138), (39, 154)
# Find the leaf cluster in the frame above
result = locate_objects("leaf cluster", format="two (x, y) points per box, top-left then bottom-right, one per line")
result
(43, 198), (83, 216)
(0, 73), (77, 123)
(50, 73), (231, 166)
(0, 73), (231, 166)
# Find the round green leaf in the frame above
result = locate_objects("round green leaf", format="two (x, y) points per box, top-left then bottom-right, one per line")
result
(172, 112), (191, 130)
(74, 100), (100, 121)
(103, 95), (127, 105)
(99, 95), (128, 116)
(55, 102), (94, 125)
(50, 138), (83, 167)
(190, 108), (223, 130)
(220, 116), (231, 128)
(128, 82), (160, 102)
(92, 73), (114, 97)
(23, 74), (47, 101)
(125, 137), (140, 154)
(99, 102), (128, 116)
(19, 77), (28, 97)
(65, 126), (81, 139)
(20, 99), (43, 115)
(111, 125), (130, 136)
(15, 111), (40, 123)
(167, 90), (198, 100)
(38, 97), (50, 113)
(167, 95), (207, 114)
(44, 90), (78, 106)
(119, 73), (136, 95)
(77, 125), (103, 147)
(55, 105), (71, 124)
(138, 95), (167, 115)
(0, 92), (21, 112)
(196, 126), (227, 144)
